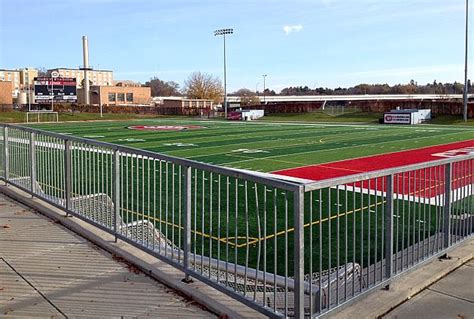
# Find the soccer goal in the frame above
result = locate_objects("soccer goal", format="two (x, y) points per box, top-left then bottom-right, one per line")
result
(26, 111), (59, 123)
(322, 102), (361, 117)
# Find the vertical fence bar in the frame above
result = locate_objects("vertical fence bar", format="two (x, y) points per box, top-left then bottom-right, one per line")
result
(29, 132), (36, 195)
(3, 127), (8, 183)
(183, 165), (192, 282)
(293, 185), (304, 318)
(384, 174), (394, 281)
(64, 140), (72, 215)
(443, 163), (452, 248)
(113, 149), (121, 242)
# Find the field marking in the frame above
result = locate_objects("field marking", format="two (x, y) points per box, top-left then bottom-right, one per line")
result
(124, 130), (345, 157)
(150, 118), (474, 131)
(150, 123), (400, 149)
(240, 200), (386, 248)
(169, 127), (354, 157)
(35, 120), (473, 172)
(181, 126), (422, 158)
(221, 130), (473, 167)
(15, 177), (471, 249)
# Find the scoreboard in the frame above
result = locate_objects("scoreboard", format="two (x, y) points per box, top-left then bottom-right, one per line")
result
(34, 77), (77, 104)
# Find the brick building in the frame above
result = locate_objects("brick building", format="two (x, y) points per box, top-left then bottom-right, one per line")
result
(151, 97), (215, 115)
(19, 68), (38, 87)
(0, 81), (13, 104)
(49, 68), (113, 87)
(0, 70), (20, 97)
(78, 85), (151, 106)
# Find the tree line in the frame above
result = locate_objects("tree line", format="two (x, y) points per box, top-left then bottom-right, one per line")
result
(144, 74), (471, 103)
(278, 80), (469, 96)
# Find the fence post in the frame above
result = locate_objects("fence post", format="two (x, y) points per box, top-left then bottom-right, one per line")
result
(64, 140), (72, 216)
(3, 127), (8, 184)
(182, 165), (192, 282)
(113, 150), (120, 242)
(385, 174), (394, 281)
(443, 163), (452, 248)
(294, 185), (305, 319)
(30, 132), (36, 195)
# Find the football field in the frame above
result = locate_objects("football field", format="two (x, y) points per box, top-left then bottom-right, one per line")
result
(23, 119), (474, 276)
(30, 118), (474, 173)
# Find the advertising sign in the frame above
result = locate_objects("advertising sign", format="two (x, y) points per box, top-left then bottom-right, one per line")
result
(384, 113), (411, 124)
(34, 77), (77, 104)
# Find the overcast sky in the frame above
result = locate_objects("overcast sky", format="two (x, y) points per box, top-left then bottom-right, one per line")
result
(0, 0), (471, 91)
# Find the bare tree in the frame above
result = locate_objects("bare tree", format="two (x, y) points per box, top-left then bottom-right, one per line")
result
(144, 77), (181, 96)
(232, 88), (260, 106)
(183, 72), (223, 102)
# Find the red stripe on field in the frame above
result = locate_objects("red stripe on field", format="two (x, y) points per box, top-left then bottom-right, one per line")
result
(273, 140), (474, 197)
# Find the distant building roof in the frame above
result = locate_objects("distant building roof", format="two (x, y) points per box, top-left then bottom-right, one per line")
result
(48, 67), (113, 72)
(387, 109), (421, 113)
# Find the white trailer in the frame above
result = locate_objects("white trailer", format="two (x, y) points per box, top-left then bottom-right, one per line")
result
(241, 110), (264, 121)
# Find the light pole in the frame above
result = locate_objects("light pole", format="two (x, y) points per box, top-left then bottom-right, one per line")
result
(214, 28), (233, 119)
(463, 0), (469, 122)
(50, 71), (59, 112)
(262, 74), (267, 104)
(28, 84), (31, 112)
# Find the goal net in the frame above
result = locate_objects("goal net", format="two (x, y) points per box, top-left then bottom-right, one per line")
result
(26, 111), (59, 123)
(321, 103), (361, 117)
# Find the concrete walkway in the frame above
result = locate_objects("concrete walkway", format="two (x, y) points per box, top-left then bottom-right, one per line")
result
(384, 258), (474, 319)
(0, 193), (215, 318)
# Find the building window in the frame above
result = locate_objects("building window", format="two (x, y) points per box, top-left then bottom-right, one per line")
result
(117, 93), (125, 102)
(126, 93), (133, 102)
(108, 93), (116, 102)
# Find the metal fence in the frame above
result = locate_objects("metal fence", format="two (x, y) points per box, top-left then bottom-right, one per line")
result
(0, 123), (472, 318)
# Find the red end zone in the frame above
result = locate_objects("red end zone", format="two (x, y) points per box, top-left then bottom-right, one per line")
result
(273, 140), (474, 198)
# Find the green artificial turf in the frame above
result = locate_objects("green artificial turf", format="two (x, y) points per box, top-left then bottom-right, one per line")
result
(28, 118), (474, 172)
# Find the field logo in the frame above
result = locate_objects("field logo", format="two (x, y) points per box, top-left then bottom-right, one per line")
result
(432, 147), (474, 158)
(231, 148), (269, 154)
(163, 143), (197, 147)
(128, 125), (205, 131)
(118, 138), (146, 142)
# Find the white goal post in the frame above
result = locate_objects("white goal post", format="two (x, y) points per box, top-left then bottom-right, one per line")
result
(26, 111), (59, 123)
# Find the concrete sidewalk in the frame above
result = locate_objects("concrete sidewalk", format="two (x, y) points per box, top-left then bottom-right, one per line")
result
(384, 258), (474, 319)
(0, 193), (215, 318)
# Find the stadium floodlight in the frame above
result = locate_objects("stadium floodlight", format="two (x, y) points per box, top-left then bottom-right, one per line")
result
(214, 28), (233, 118)
(463, 0), (469, 122)
(262, 74), (267, 104)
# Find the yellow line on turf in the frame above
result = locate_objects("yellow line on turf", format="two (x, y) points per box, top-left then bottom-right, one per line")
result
(19, 170), (471, 249)
(27, 180), (245, 247)
(239, 200), (386, 248)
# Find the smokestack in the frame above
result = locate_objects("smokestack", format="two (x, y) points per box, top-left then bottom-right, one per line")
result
(82, 35), (90, 105)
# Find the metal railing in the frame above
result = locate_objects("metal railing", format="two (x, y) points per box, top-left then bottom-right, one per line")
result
(0, 123), (472, 318)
